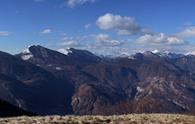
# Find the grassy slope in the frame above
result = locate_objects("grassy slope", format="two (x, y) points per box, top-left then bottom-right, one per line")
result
(0, 114), (194, 124)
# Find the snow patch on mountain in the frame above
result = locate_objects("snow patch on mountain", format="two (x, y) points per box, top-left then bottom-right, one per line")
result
(151, 49), (159, 54)
(21, 54), (33, 60)
(23, 48), (31, 54)
(58, 48), (72, 55)
(21, 47), (34, 60)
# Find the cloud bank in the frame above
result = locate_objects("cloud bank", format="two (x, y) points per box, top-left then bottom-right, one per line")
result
(96, 13), (141, 36)
(0, 31), (10, 36)
(177, 26), (195, 38)
(67, 0), (95, 8)
(137, 33), (185, 45)
(41, 29), (52, 34)
(53, 13), (195, 56)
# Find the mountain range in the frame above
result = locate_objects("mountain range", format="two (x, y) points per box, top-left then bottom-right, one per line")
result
(0, 45), (195, 116)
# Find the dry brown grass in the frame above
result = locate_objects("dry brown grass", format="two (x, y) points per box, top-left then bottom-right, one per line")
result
(0, 114), (194, 124)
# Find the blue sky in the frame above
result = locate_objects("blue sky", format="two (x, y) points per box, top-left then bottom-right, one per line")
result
(1, 0), (195, 55)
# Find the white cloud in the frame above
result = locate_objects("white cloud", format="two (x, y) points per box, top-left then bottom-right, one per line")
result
(96, 13), (141, 36)
(137, 33), (185, 45)
(0, 31), (10, 36)
(181, 44), (195, 55)
(58, 33), (121, 48)
(58, 35), (79, 48)
(166, 36), (185, 45)
(41, 29), (51, 34)
(94, 34), (122, 46)
(84, 23), (91, 29)
(67, 0), (95, 8)
(57, 33), (124, 56)
(94, 34), (110, 42)
(60, 40), (78, 46)
(177, 26), (195, 38)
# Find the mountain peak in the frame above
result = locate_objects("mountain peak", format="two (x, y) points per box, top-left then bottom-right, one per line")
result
(151, 49), (159, 54)
(22, 45), (43, 54)
(20, 45), (51, 61)
(143, 51), (157, 56)
(21, 46), (34, 60)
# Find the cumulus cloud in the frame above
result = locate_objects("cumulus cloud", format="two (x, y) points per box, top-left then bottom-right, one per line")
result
(96, 13), (141, 36)
(34, 0), (95, 8)
(93, 34), (122, 46)
(177, 26), (195, 38)
(137, 33), (185, 45)
(58, 35), (79, 48)
(58, 33), (122, 48)
(67, 0), (95, 8)
(94, 34), (110, 42)
(41, 29), (51, 34)
(0, 31), (11, 36)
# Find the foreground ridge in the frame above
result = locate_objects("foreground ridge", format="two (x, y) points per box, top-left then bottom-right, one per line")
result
(0, 114), (194, 124)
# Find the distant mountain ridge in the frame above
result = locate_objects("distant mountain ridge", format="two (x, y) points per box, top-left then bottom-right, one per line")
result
(0, 45), (195, 116)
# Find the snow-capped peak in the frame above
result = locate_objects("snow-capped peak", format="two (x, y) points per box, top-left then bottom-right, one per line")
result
(151, 49), (159, 54)
(154, 51), (185, 59)
(21, 46), (34, 60)
(22, 48), (31, 54)
(58, 48), (73, 55)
